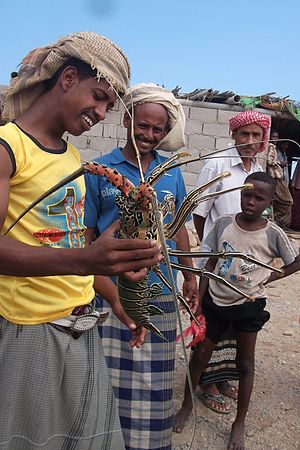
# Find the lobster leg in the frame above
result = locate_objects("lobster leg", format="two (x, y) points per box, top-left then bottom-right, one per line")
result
(152, 266), (201, 325)
(153, 249), (283, 328)
(83, 161), (137, 197)
(146, 139), (300, 183)
(168, 262), (255, 300)
(167, 249), (284, 274)
(165, 182), (253, 239)
(117, 275), (168, 341)
(160, 194), (176, 219)
(147, 152), (190, 185)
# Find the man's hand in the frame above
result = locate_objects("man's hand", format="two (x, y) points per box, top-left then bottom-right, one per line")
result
(129, 323), (148, 348)
(87, 221), (161, 279)
(182, 276), (199, 314)
(111, 298), (148, 348)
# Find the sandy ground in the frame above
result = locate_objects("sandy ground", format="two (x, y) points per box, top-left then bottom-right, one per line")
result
(172, 267), (300, 450)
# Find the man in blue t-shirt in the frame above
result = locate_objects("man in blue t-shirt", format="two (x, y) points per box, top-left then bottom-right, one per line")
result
(84, 83), (198, 450)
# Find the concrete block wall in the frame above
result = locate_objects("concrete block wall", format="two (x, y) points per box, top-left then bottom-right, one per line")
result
(181, 105), (237, 192)
(67, 100), (241, 194)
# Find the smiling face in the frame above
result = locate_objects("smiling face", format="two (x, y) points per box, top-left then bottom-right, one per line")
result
(123, 102), (169, 157)
(232, 123), (264, 159)
(241, 179), (273, 221)
(59, 67), (117, 136)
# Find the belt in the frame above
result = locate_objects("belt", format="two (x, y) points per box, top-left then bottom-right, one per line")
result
(49, 304), (109, 339)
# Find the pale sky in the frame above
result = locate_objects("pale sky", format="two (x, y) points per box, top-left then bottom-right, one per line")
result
(1, 0), (299, 101)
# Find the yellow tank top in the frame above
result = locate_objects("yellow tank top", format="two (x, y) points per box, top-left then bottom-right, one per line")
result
(0, 122), (94, 324)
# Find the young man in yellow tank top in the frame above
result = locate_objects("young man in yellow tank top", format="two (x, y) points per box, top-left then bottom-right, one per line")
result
(0, 32), (160, 450)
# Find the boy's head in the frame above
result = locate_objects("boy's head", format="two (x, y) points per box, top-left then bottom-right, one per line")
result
(2, 31), (130, 122)
(241, 172), (276, 220)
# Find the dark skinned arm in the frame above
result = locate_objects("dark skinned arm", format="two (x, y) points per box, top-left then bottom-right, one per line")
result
(195, 257), (217, 316)
(176, 225), (199, 313)
(265, 254), (300, 285)
(193, 214), (206, 242)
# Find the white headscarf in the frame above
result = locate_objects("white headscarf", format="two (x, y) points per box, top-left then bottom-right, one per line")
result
(123, 83), (186, 151)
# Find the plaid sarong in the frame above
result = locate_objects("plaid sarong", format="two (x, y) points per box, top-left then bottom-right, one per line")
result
(97, 294), (177, 450)
(0, 318), (125, 450)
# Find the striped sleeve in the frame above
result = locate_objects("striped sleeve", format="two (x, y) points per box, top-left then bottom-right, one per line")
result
(267, 223), (299, 265)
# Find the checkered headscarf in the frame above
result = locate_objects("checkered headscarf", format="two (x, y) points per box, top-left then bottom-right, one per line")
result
(1, 32), (130, 122)
(229, 110), (271, 152)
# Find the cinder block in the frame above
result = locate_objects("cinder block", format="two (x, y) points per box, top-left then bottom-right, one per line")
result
(103, 124), (117, 139)
(217, 109), (238, 124)
(117, 127), (128, 140)
(100, 111), (122, 125)
(185, 120), (203, 134)
(203, 123), (229, 138)
(78, 148), (101, 162)
(189, 107), (217, 123)
(188, 134), (216, 150)
(81, 123), (103, 137)
(88, 136), (104, 151)
(181, 105), (189, 119)
(96, 138), (118, 154)
(66, 135), (89, 149)
(184, 148), (201, 158)
(183, 159), (204, 175)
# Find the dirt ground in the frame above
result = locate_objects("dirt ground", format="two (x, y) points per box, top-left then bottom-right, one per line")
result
(172, 266), (300, 449)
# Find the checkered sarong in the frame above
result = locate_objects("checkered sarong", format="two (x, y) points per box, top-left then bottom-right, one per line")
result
(97, 294), (177, 450)
(0, 318), (125, 450)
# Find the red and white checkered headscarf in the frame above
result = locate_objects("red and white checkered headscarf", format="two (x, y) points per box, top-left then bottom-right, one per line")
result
(229, 110), (271, 152)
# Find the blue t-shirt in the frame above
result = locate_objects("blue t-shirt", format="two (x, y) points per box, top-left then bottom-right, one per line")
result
(84, 147), (187, 294)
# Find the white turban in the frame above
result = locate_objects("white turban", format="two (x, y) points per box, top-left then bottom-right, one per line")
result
(123, 83), (186, 152)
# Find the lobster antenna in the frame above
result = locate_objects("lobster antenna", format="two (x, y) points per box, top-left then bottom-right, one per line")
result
(150, 193), (198, 449)
(155, 138), (300, 174)
(4, 167), (85, 235)
(101, 76), (145, 182)
(128, 91), (145, 182)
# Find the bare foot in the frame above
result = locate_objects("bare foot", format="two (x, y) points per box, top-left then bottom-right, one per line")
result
(217, 381), (238, 400)
(227, 421), (245, 450)
(173, 404), (192, 433)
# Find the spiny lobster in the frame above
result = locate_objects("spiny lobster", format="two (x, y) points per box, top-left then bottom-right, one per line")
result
(5, 146), (284, 340)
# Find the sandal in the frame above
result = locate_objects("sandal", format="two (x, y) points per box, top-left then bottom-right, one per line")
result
(197, 391), (230, 414)
(217, 381), (238, 400)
